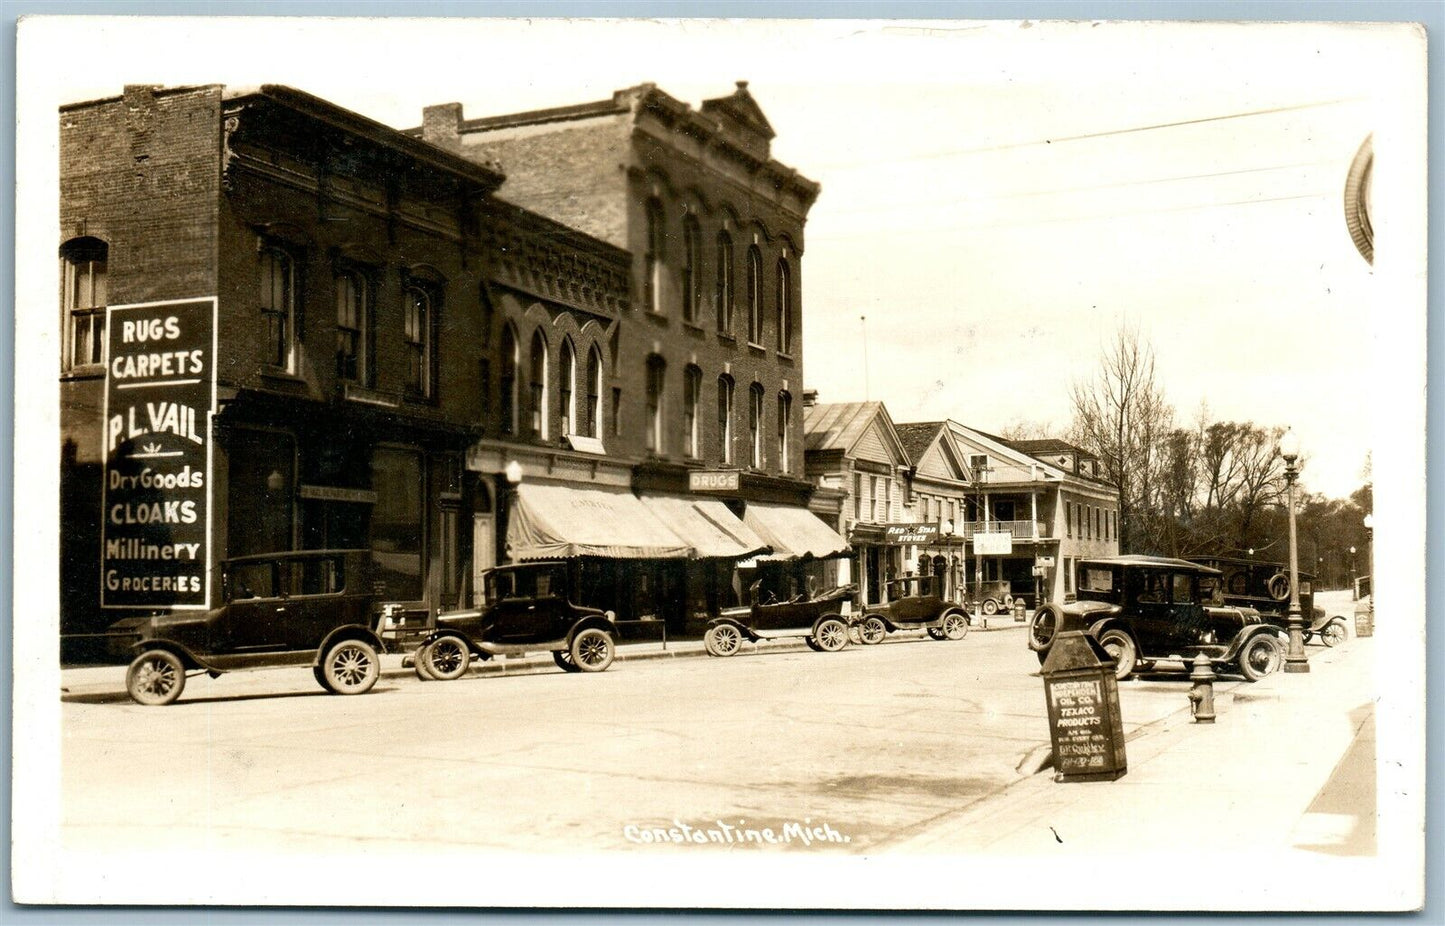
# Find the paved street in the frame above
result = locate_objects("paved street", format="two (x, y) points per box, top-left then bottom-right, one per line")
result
(62, 621), (1274, 857)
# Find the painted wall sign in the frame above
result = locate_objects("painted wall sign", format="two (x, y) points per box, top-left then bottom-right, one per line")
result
(100, 297), (217, 609)
(883, 522), (939, 544)
(689, 470), (740, 493)
(974, 531), (1014, 555)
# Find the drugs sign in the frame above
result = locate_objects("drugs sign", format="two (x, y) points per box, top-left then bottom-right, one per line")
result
(100, 297), (217, 609)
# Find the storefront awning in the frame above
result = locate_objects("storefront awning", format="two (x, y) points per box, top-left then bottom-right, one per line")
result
(507, 483), (691, 560)
(639, 495), (771, 559)
(742, 502), (851, 560)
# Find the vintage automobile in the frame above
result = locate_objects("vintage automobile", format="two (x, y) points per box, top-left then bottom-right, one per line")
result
(970, 580), (1017, 616)
(702, 583), (856, 656)
(1190, 556), (1349, 647)
(416, 561), (619, 678)
(109, 549), (385, 706)
(1027, 555), (1284, 682)
(852, 574), (970, 644)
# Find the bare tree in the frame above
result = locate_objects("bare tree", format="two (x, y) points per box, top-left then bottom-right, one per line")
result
(1068, 324), (1174, 553)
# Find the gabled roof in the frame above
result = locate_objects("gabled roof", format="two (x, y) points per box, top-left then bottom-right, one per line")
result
(893, 421), (944, 466)
(803, 402), (909, 466)
(700, 80), (775, 139)
(1007, 438), (1092, 457)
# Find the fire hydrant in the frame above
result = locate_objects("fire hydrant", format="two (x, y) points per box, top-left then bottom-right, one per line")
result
(1187, 651), (1216, 723)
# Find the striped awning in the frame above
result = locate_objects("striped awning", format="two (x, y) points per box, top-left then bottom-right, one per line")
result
(638, 495), (771, 559)
(506, 483), (691, 560)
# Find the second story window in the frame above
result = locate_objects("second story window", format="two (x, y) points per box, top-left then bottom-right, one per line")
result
(715, 231), (734, 334)
(645, 354), (666, 454)
(776, 257), (792, 354)
(500, 324), (518, 434)
(746, 245), (763, 345)
(61, 237), (108, 370)
(776, 391), (792, 473)
(682, 215), (701, 324)
(683, 365), (701, 458)
(717, 375), (735, 464)
(334, 269), (372, 385)
(854, 472), (863, 520)
(260, 244), (297, 372)
(645, 198), (665, 314)
(749, 382), (764, 468)
(529, 329), (549, 439)
(403, 282), (438, 399)
(585, 346), (602, 437)
(559, 338), (576, 437)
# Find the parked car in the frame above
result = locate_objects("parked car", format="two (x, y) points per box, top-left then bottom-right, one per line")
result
(417, 562), (618, 678)
(969, 580), (1017, 616)
(1027, 555), (1283, 681)
(703, 583), (856, 656)
(109, 549), (385, 705)
(853, 574), (970, 644)
(1190, 556), (1349, 647)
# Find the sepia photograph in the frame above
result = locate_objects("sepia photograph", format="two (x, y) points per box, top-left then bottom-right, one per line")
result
(11, 12), (1429, 911)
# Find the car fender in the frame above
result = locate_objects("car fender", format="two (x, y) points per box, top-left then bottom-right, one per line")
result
(706, 616), (757, 642)
(568, 612), (617, 642)
(857, 611), (899, 633)
(420, 627), (475, 652)
(1219, 623), (1278, 662)
(315, 624), (385, 664)
(810, 612), (846, 637)
(129, 638), (209, 672)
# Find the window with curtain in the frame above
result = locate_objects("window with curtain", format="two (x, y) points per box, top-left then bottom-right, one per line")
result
(683, 365), (701, 458)
(529, 329), (549, 439)
(715, 231), (734, 333)
(749, 383), (764, 467)
(682, 215), (701, 324)
(776, 257), (792, 354)
(403, 282), (438, 398)
(334, 268), (372, 385)
(500, 325), (518, 434)
(559, 338), (576, 437)
(646, 355), (666, 453)
(717, 375), (734, 464)
(260, 245), (297, 371)
(776, 391), (792, 473)
(746, 245), (763, 344)
(61, 237), (108, 369)
(645, 198), (665, 314)
(585, 346), (602, 437)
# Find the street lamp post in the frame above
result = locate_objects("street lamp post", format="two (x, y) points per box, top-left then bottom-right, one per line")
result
(1349, 545), (1357, 598)
(1279, 429), (1309, 673)
(973, 464), (989, 626)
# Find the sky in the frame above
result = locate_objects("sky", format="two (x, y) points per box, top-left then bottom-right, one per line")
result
(19, 17), (1426, 498)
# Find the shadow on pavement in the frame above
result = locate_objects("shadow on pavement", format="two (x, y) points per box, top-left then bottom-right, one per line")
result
(1293, 701), (1377, 857)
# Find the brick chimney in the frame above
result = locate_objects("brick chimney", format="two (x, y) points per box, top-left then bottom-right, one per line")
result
(421, 102), (463, 147)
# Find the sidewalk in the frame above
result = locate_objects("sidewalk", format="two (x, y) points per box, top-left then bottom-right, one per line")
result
(59, 619), (1027, 697)
(888, 634), (1378, 862)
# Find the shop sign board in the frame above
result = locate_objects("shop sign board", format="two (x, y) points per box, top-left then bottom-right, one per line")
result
(100, 297), (217, 610)
(688, 470), (740, 493)
(1037, 556), (1056, 568)
(1041, 631), (1127, 782)
(974, 531), (1014, 555)
(884, 522), (939, 544)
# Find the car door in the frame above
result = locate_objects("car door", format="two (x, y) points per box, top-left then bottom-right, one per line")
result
(283, 555), (345, 651)
(217, 560), (288, 653)
(1125, 567), (1173, 657)
(1168, 571), (1208, 651)
(490, 568), (556, 643)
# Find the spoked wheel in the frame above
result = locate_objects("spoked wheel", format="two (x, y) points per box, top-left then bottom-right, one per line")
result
(126, 650), (186, 706)
(941, 611), (969, 641)
(859, 617), (887, 645)
(1322, 620), (1348, 648)
(813, 618), (850, 652)
(1239, 634), (1283, 681)
(571, 628), (616, 672)
(1097, 630), (1137, 680)
(425, 636), (471, 681)
(321, 639), (380, 695)
(704, 623), (743, 657)
(1028, 605), (1059, 652)
(553, 650), (582, 672)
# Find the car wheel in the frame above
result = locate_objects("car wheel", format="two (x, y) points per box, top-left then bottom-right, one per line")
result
(571, 628), (615, 672)
(1028, 605), (1059, 652)
(126, 650), (186, 706)
(1003, 595), (1016, 610)
(413, 642), (437, 680)
(1239, 634), (1283, 681)
(1097, 630), (1137, 680)
(982, 598), (999, 616)
(860, 617), (887, 645)
(927, 628), (947, 641)
(1322, 620), (1347, 648)
(805, 637), (823, 651)
(425, 636), (471, 681)
(313, 665), (329, 689)
(814, 618), (849, 652)
(553, 650), (582, 672)
(704, 623), (742, 657)
(941, 611), (969, 641)
(322, 639), (380, 695)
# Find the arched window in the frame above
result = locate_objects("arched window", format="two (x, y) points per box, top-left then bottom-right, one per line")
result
(645, 198), (665, 314)
(683, 365), (702, 458)
(500, 325), (518, 434)
(749, 383), (765, 468)
(478, 287), (495, 349)
(775, 257), (792, 354)
(682, 215), (701, 323)
(529, 329), (549, 439)
(717, 375), (735, 464)
(586, 345), (602, 438)
(60, 237), (108, 369)
(335, 268), (371, 384)
(715, 231), (734, 334)
(777, 391), (793, 473)
(260, 244), (297, 371)
(645, 355), (667, 454)
(746, 245), (763, 345)
(403, 282), (439, 398)
(559, 338), (576, 437)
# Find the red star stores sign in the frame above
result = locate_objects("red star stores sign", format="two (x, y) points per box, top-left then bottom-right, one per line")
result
(100, 297), (217, 610)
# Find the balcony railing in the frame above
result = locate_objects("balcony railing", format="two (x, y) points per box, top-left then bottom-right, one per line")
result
(959, 520), (1048, 540)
